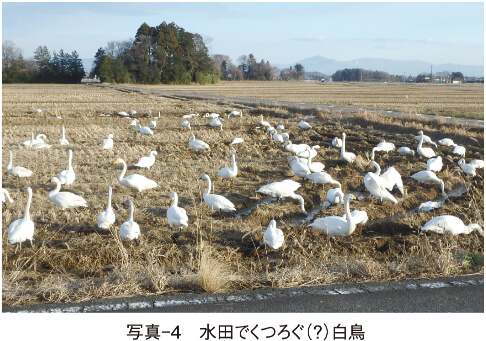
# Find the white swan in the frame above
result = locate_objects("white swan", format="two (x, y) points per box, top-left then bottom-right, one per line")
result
(437, 138), (455, 147)
(181, 120), (191, 129)
(134, 151), (157, 169)
(189, 133), (210, 152)
(452, 145), (466, 157)
(23, 133), (46, 147)
(341, 132), (356, 163)
(129, 118), (139, 127)
(288, 156), (311, 178)
(230, 137), (244, 145)
(414, 133), (437, 148)
(397, 146), (415, 155)
(283, 140), (309, 155)
(304, 146), (325, 173)
(260, 115), (271, 127)
(30, 139), (51, 149)
(418, 201), (441, 212)
(331, 137), (342, 148)
(371, 140), (395, 160)
(228, 110), (242, 118)
(205, 112), (219, 119)
(297, 145), (320, 159)
(421, 215), (483, 236)
(458, 158), (476, 177)
(364, 162), (398, 203)
(7, 150), (34, 178)
(416, 130), (436, 158)
(297, 121), (312, 130)
(58, 149), (75, 185)
(102, 134), (114, 150)
(272, 131), (284, 143)
(117, 111), (128, 117)
(135, 124), (154, 135)
(113, 158), (159, 193)
(306, 171), (340, 189)
(263, 219), (284, 249)
(309, 194), (358, 239)
(149, 120), (157, 129)
(8, 187), (35, 246)
(326, 186), (344, 205)
(167, 192), (189, 236)
(209, 117), (223, 131)
(369, 161), (404, 195)
(2, 188), (14, 203)
(48, 177), (87, 210)
(256, 179), (306, 213)
(426, 156), (443, 173)
(119, 200), (140, 241)
(201, 174), (236, 212)
(57, 126), (69, 145)
(217, 149), (238, 180)
(98, 185), (116, 229)
(410, 170), (446, 197)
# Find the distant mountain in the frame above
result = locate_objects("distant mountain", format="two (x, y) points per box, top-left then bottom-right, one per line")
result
(276, 56), (484, 77)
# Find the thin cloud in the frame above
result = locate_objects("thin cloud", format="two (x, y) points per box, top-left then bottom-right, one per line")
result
(291, 36), (327, 43)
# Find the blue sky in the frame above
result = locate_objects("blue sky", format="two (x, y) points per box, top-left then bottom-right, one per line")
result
(2, 1), (484, 71)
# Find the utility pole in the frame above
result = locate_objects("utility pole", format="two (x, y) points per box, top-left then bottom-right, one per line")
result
(430, 65), (433, 82)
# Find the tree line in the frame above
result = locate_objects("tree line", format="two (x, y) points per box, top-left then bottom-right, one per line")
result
(2, 40), (85, 83)
(92, 22), (220, 84)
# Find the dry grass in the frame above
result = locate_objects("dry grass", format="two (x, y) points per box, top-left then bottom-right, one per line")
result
(2, 83), (483, 308)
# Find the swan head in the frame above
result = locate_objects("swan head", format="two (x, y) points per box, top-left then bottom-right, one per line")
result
(201, 174), (210, 181)
(49, 177), (60, 184)
(268, 219), (276, 229)
(458, 158), (465, 165)
(113, 158), (125, 165)
(25, 186), (32, 195)
(151, 151), (158, 156)
(418, 130), (424, 135)
(189, 133), (195, 139)
(342, 132), (346, 138)
(108, 134), (114, 138)
(170, 192), (177, 201)
(231, 149), (236, 155)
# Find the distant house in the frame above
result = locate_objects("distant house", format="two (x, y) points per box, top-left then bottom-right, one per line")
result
(452, 79), (462, 84)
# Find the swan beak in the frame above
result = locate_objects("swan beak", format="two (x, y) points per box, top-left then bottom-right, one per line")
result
(112, 161), (117, 165)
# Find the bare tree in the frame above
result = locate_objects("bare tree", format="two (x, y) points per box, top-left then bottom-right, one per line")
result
(2, 40), (23, 70)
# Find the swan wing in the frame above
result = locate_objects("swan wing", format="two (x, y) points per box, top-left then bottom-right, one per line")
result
(263, 227), (284, 249)
(204, 194), (235, 211)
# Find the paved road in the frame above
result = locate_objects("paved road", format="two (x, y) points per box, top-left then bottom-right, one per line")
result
(4, 274), (483, 313)
(90, 83), (484, 127)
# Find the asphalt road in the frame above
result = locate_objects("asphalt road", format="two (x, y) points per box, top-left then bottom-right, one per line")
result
(4, 274), (483, 313)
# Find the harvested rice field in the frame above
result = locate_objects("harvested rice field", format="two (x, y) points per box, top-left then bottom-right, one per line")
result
(2, 83), (484, 307)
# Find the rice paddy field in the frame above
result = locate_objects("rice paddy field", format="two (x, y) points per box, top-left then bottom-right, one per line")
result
(2, 82), (484, 308)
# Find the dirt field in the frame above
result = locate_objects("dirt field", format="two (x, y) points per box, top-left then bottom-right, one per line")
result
(2, 83), (484, 307)
(143, 81), (485, 119)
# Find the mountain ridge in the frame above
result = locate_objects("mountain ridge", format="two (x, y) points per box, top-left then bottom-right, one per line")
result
(276, 55), (484, 77)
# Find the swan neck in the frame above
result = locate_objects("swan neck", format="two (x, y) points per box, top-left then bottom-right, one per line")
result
(107, 186), (113, 210)
(68, 150), (73, 169)
(373, 162), (380, 175)
(49, 179), (61, 197)
(344, 195), (356, 233)
(128, 201), (134, 222)
(171, 193), (178, 207)
(341, 134), (346, 155)
(7, 150), (13, 168)
(62, 126), (65, 139)
(418, 133), (424, 148)
(118, 160), (127, 181)
(24, 188), (32, 220)
(231, 153), (237, 168)
(204, 177), (211, 195)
